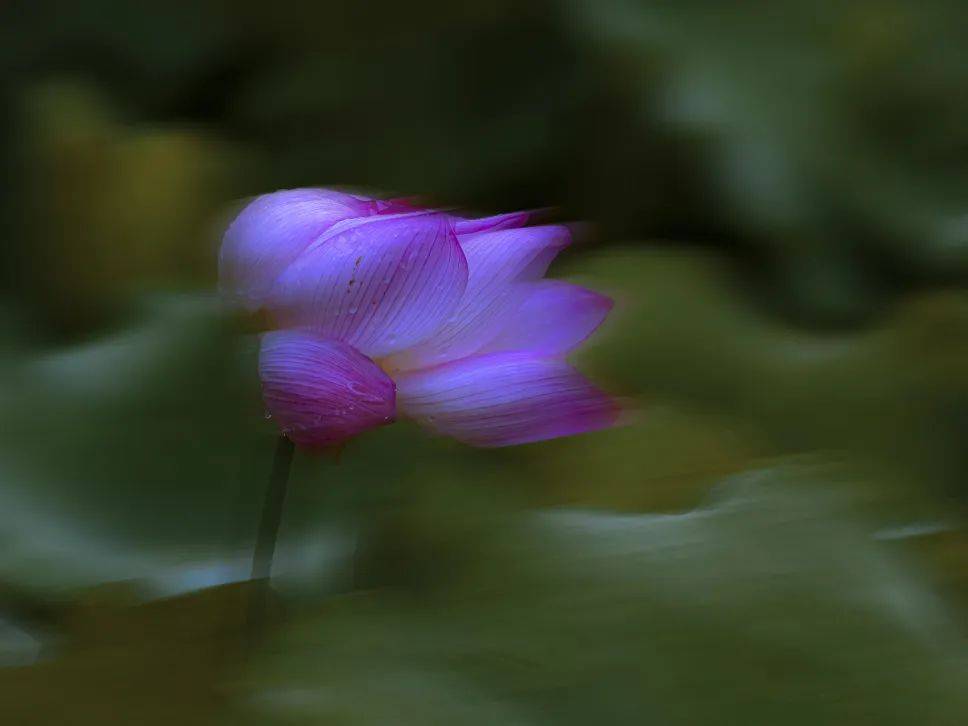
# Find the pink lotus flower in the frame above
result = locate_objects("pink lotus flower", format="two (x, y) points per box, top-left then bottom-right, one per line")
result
(220, 188), (618, 449)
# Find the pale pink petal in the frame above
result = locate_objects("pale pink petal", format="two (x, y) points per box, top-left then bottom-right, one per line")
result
(269, 212), (468, 358)
(385, 225), (572, 370)
(452, 211), (530, 235)
(259, 331), (395, 449)
(219, 188), (373, 309)
(480, 280), (613, 356)
(395, 352), (619, 447)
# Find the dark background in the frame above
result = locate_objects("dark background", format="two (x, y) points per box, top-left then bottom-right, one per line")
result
(0, 1), (966, 724)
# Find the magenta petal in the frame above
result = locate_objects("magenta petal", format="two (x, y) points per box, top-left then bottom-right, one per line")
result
(259, 331), (396, 449)
(219, 188), (373, 309)
(386, 225), (572, 370)
(373, 196), (425, 214)
(452, 210), (530, 235)
(456, 223), (572, 286)
(395, 352), (619, 447)
(481, 281), (613, 356)
(270, 212), (468, 358)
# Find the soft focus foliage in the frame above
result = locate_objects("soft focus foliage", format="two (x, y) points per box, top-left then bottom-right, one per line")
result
(0, 1), (966, 724)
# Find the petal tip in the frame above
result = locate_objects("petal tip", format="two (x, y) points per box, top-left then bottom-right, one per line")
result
(396, 352), (621, 448)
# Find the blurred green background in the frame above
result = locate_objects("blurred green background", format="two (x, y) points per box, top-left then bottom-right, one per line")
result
(1, 1), (967, 724)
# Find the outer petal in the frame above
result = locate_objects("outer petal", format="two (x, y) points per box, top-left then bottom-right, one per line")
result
(395, 352), (619, 447)
(452, 210), (531, 235)
(385, 225), (572, 370)
(219, 188), (373, 308)
(479, 280), (613, 356)
(269, 212), (468, 358)
(259, 331), (396, 449)
(372, 196), (425, 214)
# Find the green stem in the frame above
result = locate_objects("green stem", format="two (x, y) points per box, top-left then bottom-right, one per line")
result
(251, 435), (295, 580)
(248, 435), (294, 633)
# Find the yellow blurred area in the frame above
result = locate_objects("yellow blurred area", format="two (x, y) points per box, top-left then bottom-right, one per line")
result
(20, 81), (244, 328)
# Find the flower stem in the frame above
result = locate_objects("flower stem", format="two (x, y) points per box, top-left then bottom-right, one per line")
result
(251, 434), (295, 580)
(248, 435), (294, 633)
